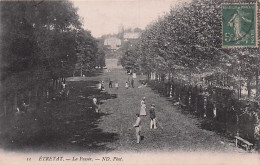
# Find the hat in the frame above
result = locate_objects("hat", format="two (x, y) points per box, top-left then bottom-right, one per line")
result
(143, 97), (146, 100)
(151, 104), (155, 107)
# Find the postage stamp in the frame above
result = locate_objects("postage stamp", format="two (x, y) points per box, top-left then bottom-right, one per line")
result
(222, 3), (258, 48)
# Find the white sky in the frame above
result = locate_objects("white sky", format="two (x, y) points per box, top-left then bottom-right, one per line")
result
(72, 0), (189, 38)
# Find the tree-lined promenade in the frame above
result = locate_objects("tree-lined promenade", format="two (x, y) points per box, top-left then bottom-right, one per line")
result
(119, 0), (260, 148)
(0, 59), (246, 153)
(0, 0), (260, 154)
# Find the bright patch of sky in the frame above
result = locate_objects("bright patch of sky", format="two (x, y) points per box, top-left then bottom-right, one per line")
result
(72, 0), (190, 38)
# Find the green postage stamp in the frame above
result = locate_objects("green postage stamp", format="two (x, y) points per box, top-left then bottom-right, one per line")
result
(222, 3), (258, 48)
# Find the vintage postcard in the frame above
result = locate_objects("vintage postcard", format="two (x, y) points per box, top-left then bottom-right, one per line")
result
(0, 0), (260, 165)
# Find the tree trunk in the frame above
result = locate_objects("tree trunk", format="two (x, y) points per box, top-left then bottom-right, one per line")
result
(247, 78), (252, 98)
(28, 90), (31, 104)
(13, 91), (17, 113)
(35, 85), (40, 109)
(4, 98), (7, 116)
(256, 71), (259, 97)
(80, 64), (83, 77)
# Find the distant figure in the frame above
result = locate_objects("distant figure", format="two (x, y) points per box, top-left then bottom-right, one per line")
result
(62, 82), (66, 89)
(115, 82), (119, 89)
(109, 79), (113, 88)
(133, 113), (142, 144)
(125, 81), (129, 89)
(141, 97), (145, 106)
(150, 104), (157, 129)
(101, 81), (105, 91)
(64, 84), (70, 99)
(98, 81), (102, 90)
(16, 107), (20, 113)
(20, 101), (29, 113)
(131, 79), (134, 88)
(60, 83), (69, 99)
(140, 100), (147, 116)
(93, 98), (99, 113)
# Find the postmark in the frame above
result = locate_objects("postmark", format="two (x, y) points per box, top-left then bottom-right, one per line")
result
(222, 3), (258, 48)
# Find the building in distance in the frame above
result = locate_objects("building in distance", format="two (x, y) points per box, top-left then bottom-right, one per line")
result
(104, 37), (121, 50)
(123, 32), (140, 41)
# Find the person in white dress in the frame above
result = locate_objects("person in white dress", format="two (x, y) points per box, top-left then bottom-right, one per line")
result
(140, 97), (146, 116)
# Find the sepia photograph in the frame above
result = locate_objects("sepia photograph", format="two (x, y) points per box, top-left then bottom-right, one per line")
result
(0, 0), (260, 164)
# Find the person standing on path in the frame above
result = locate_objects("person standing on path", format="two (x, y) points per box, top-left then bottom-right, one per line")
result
(115, 81), (119, 89)
(98, 81), (102, 90)
(101, 81), (105, 91)
(150, 104), (157, 129)
(92, 97), (99, 113)
(133, 113), (142, 143)
(131, 79), (134, 88)
(109, 78), (113, 88)
(140, 97), (146, 116)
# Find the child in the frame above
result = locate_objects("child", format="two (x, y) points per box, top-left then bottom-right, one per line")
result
(115, 82), (119, 89)
(125, 81), (129, 89)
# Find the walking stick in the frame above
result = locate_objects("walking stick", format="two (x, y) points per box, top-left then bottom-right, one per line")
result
(155, 118), (164, 129)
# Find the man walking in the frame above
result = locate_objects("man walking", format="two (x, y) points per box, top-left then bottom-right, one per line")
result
(150, 104), (157, 129)
(133, 113), (141, 143)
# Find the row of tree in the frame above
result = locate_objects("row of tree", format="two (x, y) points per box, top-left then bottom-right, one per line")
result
(121, 0), (260, 99)
(118, 0), (260, 145)
(0, 0), (105, 115)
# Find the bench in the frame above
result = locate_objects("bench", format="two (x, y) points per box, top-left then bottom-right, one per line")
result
(235, 136), (253, 151)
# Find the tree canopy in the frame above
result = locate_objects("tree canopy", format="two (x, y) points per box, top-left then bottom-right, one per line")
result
(0, 0), (104, 94)
(120, 0), (260, 98)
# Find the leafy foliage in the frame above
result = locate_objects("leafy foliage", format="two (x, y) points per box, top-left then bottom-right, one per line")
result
(0, 0), (102, 93)
(126, 0), (260, 99)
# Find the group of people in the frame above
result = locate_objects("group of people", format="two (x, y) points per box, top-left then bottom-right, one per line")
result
(99, 78), (135, 90)
(133, 97), (158, 144)
(125, 78), (134, 89)
(16, 100), (29, 113)
(109, 78), (119, 89)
